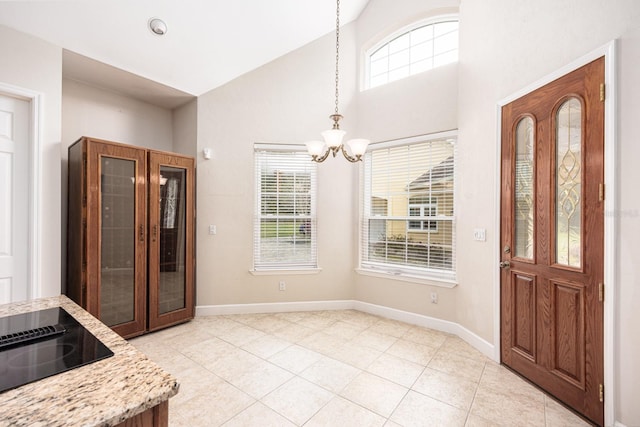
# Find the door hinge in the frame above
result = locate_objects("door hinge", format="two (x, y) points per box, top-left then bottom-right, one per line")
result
(599, 383), (604, 403)
(600, 83), (606, 102)
(599, 283), (604, 302)
(599, 183), (605, 202)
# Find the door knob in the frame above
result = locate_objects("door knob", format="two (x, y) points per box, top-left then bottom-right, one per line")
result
(499, 261), (511, 269)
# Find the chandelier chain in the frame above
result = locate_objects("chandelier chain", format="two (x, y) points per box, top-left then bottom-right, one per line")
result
(334, 0), (340, 115)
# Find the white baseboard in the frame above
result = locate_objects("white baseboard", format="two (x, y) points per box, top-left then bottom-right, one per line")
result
(196, 299), (496, 361)
(614, 422), (628, 427)
(352, 300), (496, 361)
(196, 300), (353, 316)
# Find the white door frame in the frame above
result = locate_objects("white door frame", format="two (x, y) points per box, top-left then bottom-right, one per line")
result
(494, 40), (617, 427)
(0, 81), (43, 301)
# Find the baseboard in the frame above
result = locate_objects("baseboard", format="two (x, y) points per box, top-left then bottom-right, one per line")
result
(196, 300), (353, 316)
(614, 422), (628, 427)
(196, 299), (495, 361)
(352, 300), (496, 361)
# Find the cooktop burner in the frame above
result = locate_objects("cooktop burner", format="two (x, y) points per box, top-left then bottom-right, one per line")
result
(0, 307), (114, 393)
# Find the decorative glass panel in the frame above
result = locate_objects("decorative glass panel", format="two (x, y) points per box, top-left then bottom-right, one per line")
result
(100, 157), (136, 326)
(514, 117), (535, 259)
(158, 166), (187, 314)
(555, 98), (582, 268)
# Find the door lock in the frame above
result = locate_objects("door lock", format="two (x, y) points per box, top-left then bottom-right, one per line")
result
(499, 261), (511, 269)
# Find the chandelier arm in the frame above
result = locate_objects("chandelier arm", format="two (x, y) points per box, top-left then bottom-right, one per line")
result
(311, 147), (332, 163)
(341, 145), (362, 163)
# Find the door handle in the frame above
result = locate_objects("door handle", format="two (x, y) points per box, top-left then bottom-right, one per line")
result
(499, 261), (511, 269)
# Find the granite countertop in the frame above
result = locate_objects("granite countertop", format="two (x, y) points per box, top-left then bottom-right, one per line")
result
(0, 295), (179, 427)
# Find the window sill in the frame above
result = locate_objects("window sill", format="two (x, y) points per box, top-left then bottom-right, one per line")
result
(355, 268), (457, 288)
(249, 268), (322, 276)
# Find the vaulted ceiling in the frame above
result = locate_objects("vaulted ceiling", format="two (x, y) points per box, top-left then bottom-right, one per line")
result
(0, 0), (370, 107)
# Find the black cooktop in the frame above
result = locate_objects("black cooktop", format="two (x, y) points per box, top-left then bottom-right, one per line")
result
(0, 307), (114, 393)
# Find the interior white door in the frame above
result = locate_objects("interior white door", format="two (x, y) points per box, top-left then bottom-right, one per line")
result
(0, 94), (29, 304)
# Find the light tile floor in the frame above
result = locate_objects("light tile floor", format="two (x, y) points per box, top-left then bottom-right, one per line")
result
(129, 310), (592, 426)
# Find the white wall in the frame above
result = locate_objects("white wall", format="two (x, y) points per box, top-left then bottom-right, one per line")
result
(458, 1), (640, 424)
(0, 25), (62, 298)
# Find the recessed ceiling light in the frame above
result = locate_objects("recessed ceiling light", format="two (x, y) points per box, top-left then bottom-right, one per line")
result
(148, 18), (167, 36)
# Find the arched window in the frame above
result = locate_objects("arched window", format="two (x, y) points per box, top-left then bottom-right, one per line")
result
(367, 17), (459, 89)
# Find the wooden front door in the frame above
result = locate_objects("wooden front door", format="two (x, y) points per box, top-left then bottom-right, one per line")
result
(500, 57), (605, 425)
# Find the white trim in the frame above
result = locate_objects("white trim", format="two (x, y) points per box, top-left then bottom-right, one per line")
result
(254, 142), (308, 153)
(614, 422), (628, 427)
(0, 82), (43, 300)
(196, 300), (353, 316)
(249, 268), (322, 276)
(495, 40), (617, 427)
(195, 299), (494, 360)
(367, 129), (457, 151)
(352, 300), (495, 360)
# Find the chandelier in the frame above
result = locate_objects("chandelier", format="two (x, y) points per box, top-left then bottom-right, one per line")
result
(305, 0), (370, 163)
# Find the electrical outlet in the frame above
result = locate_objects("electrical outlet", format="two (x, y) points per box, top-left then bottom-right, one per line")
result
(430, 292), (438, 304)
(208, 224), (217, 235)
(473, 228), (486, 241)
(279, 281), (286, 291)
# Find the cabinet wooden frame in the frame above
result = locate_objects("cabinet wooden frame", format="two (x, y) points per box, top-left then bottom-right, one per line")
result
(67, 137), (195, 339)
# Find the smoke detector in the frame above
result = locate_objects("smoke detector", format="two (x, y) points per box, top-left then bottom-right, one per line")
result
(148, 18), (167, 36)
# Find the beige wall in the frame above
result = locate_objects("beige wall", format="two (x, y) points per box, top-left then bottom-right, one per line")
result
(458, 1), (640, 424)
(616, 23), (640, 427)
(173, 99), (198, 158)
(0, 25), (62, 298)
(196, 25), (360, 305)
(353, 0), (460, 323)
(61, 78), (174, 151)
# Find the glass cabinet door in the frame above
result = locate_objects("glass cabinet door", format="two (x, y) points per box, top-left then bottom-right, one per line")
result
(99, 156), (137, 327)
(148, 152), (194, 330)
(86, 140), (147, 338)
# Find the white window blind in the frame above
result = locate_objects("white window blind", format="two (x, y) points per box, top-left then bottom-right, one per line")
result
(254, 145), (317, 270)
(361, 133), (456, 280)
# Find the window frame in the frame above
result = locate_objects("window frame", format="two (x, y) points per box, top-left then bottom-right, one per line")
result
(364, 13), (459, 90)
(358, 131), (457, 287)
(252, 144), (320, 274)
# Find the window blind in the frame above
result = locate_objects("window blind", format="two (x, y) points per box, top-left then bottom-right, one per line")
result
(254, 145), (317, 270)
(361, 133), (456, 280)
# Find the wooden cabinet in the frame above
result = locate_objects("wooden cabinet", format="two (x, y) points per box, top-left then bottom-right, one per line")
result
(67, 137), (195, 338)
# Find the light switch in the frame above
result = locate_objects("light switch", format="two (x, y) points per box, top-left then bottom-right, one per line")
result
(473, 228), (486, 241)
(209, 225), (217, 235)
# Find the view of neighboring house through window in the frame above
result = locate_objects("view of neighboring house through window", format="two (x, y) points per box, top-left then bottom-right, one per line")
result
(254, 145), (317, 270)
(368, 17), (459, 89)
(361, 133), (456, 280)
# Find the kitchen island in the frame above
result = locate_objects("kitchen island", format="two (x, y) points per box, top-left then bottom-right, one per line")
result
(0, 295), (179, 426)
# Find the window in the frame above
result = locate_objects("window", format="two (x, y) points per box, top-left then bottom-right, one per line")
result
(253, 145), (317, 271)
(408, 196), (437, 232)
(361, 132), (456, 281)
(367, 17), (459, 89)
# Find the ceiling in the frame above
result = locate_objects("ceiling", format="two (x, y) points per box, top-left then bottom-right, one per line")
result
(0, 0), (370, 108)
